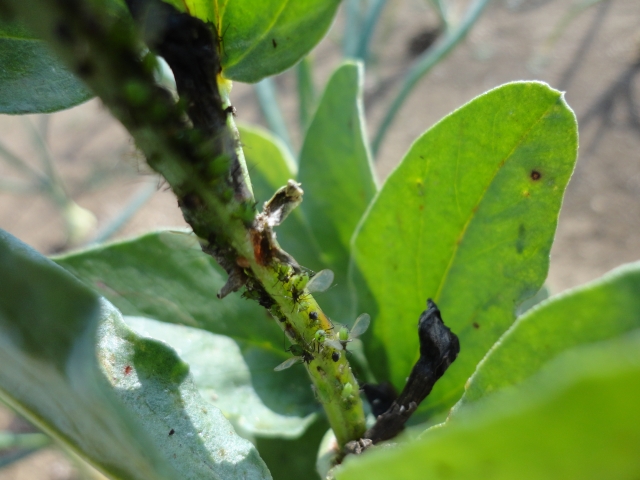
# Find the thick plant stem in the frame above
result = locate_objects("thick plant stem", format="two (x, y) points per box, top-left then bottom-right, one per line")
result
(0, 0), (366, 448)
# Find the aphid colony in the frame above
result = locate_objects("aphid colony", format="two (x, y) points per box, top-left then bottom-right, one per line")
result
(274, 268), (370, 371)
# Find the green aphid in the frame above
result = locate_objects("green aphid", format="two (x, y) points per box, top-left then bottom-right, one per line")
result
(341, 382), (353, 399)
(326, 313), (370, 351)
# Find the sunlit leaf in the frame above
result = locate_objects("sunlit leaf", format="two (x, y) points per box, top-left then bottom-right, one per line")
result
(351, 82), (578, 416)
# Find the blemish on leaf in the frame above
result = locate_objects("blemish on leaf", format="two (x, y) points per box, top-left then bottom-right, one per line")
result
(416, 179), (425, 196)
(124, 365), (132, 375)
(169, 428), (175, 436)
(530, 170), (542, 181)
(516, 224), (526, 254)
(419, 205), (424, 211)
(472, 322), (480, 329)
(272, 38), (277, 48)
(523, 190), (530, 197)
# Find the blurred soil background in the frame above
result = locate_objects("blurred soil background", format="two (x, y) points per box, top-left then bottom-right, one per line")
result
(0, 0), (638, 477)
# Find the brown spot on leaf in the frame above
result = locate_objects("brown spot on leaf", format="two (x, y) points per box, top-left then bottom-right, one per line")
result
(169, 428), (175, 436)
(472, 322), (480, 329)
(124, 365), (132, 375)
(272, 38), (277, 48)
(530, 170), (541, 181)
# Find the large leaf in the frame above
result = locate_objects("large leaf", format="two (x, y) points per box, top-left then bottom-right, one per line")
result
(55, 231), (319, 437)
(0, 20), (92, 114)
(174, 0), (340, 83)
(351, 82), (578, 414)
(125, 315), (318, 438)
(298, 61), (377, 321)
(55, 230), (281, 346)
(454, 261), (640, 411)
(336, 329), (640, 480)
(0, 229), (270, 480)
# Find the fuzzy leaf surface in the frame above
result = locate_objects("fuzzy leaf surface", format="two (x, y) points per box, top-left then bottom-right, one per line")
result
(125, 315), (318, 438)
(55, 231), (318, 437)
(0, 229), (270, 480)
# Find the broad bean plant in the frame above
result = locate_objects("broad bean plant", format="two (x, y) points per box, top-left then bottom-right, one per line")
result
(0, 0), (639, 479)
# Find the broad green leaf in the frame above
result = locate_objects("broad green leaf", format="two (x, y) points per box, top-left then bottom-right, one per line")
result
(0, 20), (92, 114)
(125, 315), (318, 438)
(179, 0), (340, 83)
(55, 230), (281, 346)
(55, 231), (319, 438)
(298, 61), (377, 320)
(351, 82), (578, 414)
(0, 229), (270, 480)
(337, 330), (640, 480)
(454, 261), (640, 411)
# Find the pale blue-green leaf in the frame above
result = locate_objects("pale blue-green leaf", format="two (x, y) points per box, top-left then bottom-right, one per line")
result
(0, 229), (270, 480)
(125, 315), (318, 438)
(55, 230), (318, 438)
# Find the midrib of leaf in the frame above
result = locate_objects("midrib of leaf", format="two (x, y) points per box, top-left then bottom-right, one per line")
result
(213, 0), (229, 36)
(431, 99), (558, 303)
(221, 0), (290, 70)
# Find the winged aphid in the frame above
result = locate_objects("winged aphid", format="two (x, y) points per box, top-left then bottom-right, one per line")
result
(325, 313), (370, 352)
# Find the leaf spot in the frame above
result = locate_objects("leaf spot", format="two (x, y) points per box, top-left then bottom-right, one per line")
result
(530, 170), (541, 181)
(472, 322), (480, 329)
(272, 38), (277, 48)
(124, 365), (132, 375)
(169, 428), (175, 436)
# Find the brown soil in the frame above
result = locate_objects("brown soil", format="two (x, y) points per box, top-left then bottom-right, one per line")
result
(0, 0), (638, 476)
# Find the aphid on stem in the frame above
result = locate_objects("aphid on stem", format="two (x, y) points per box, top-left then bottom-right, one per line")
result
(326, 313), (370, 351)
(274, 343), (314, 371)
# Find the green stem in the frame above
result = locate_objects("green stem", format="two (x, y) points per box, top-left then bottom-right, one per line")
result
(0, 432), (50, 450)
(372, 0), (491, 156)
(1, 0), (366, 449)
(354, 0), (387, 62)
